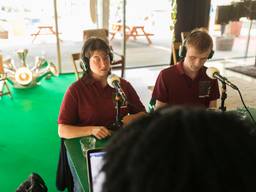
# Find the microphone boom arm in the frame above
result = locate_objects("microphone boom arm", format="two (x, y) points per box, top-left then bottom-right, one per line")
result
(214, 72), (238, 90)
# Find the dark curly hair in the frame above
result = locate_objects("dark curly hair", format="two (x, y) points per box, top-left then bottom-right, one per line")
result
(80, 37), (112, 77)
(102, 106), (256, 192)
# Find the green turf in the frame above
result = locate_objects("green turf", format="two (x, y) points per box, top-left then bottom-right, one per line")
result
(0, 74), (76, 191)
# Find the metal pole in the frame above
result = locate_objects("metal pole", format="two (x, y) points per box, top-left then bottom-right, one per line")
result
(103, 0), (110, 29)
(90, 0), (97, 24)
(219, 82), (227, 112)
(97, 0), (103, 28)
(244, 19), (253, 59)
(255, 53), (256, 66)
(53, 0), (62, 73)
(122, 0), (126, 77)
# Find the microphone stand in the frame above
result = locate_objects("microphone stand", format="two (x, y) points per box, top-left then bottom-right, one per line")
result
(110, 88), (123, 131)
(219, 82), (227, 112)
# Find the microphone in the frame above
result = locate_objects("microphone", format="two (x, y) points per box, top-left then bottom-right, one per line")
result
(206, 67), (238, 90)
(107, 74), (127, 102)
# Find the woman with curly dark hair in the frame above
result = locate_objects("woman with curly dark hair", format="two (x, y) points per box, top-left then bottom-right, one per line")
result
(102, 106), (256, 192)
(57, 37), (145, 192)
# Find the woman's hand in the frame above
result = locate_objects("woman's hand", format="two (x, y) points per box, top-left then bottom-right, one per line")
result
(91, 126), (111, 139)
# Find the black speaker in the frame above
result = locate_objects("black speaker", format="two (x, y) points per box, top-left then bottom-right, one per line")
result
(179, 31), (214, 59)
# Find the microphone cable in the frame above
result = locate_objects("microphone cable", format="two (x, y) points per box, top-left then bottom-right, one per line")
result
(236, 87), (256, 134)
(207, 67), (256, 131)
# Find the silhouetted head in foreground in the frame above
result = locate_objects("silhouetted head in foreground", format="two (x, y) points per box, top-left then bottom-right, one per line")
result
(102, 106), (256, 192)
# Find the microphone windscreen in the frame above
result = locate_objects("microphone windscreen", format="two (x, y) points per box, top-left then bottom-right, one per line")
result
(107, 74), (120, 88)
(206, 67), (219, 79)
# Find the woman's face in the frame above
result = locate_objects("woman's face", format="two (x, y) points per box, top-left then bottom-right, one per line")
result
(89, 50), (111, 79)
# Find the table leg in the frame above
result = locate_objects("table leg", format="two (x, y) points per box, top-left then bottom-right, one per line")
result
(110, 32), (117, 41)
(110, 25), (122, 41)
(49, 27), (57, 35)
(131, 28), (138, 40)
(141, 28), (152, 45)
(32, 30), (41, 43)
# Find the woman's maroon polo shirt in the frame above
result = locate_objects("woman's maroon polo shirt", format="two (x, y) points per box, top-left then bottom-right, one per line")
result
(58, 77), (145, 126)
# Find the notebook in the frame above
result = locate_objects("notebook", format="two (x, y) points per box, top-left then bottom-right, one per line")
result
(86, 148), (106, 192)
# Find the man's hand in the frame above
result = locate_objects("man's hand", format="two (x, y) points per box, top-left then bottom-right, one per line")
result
(122, 112), (146, 126)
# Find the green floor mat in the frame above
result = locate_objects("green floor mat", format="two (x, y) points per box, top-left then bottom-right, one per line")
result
(0, 74), (75, 191)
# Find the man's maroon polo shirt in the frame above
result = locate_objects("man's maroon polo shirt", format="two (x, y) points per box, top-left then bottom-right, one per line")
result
(152, 62), (220, 108)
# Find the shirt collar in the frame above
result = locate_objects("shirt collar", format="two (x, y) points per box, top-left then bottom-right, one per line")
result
(176, 61), (185, 75)
(81, 75), (112, 90)
(81, 75), (94, 84)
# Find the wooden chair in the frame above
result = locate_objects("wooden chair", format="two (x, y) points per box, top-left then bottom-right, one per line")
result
(181, 31), (190, 42)
(72, 53), (83, 80)
(82, 28), (125, 77)
(171, 42), (182, 65)
(83, 28), (109, 45)
(0, 54), (12, 98)
(170, 32), (190, 65)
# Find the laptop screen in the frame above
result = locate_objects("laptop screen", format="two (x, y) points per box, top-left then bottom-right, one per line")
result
(86, 149), (106, 192)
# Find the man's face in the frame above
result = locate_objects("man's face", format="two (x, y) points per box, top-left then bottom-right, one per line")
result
(184, 45), (211, 73)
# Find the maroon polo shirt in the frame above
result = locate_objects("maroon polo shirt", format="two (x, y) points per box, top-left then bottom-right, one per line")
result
(152, 62), (220, 108)
(58, 76), (146, 127)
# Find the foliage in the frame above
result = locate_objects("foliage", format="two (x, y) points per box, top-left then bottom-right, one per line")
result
(170, 0), (177, 42)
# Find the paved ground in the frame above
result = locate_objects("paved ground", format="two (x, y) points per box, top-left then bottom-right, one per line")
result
(1, 34), (255, 73)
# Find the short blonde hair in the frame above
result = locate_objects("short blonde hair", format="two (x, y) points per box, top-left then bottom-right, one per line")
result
(185, 28), (213, 52)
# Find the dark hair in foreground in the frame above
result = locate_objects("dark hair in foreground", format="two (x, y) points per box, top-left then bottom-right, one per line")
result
(102, 106), (256, 192)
